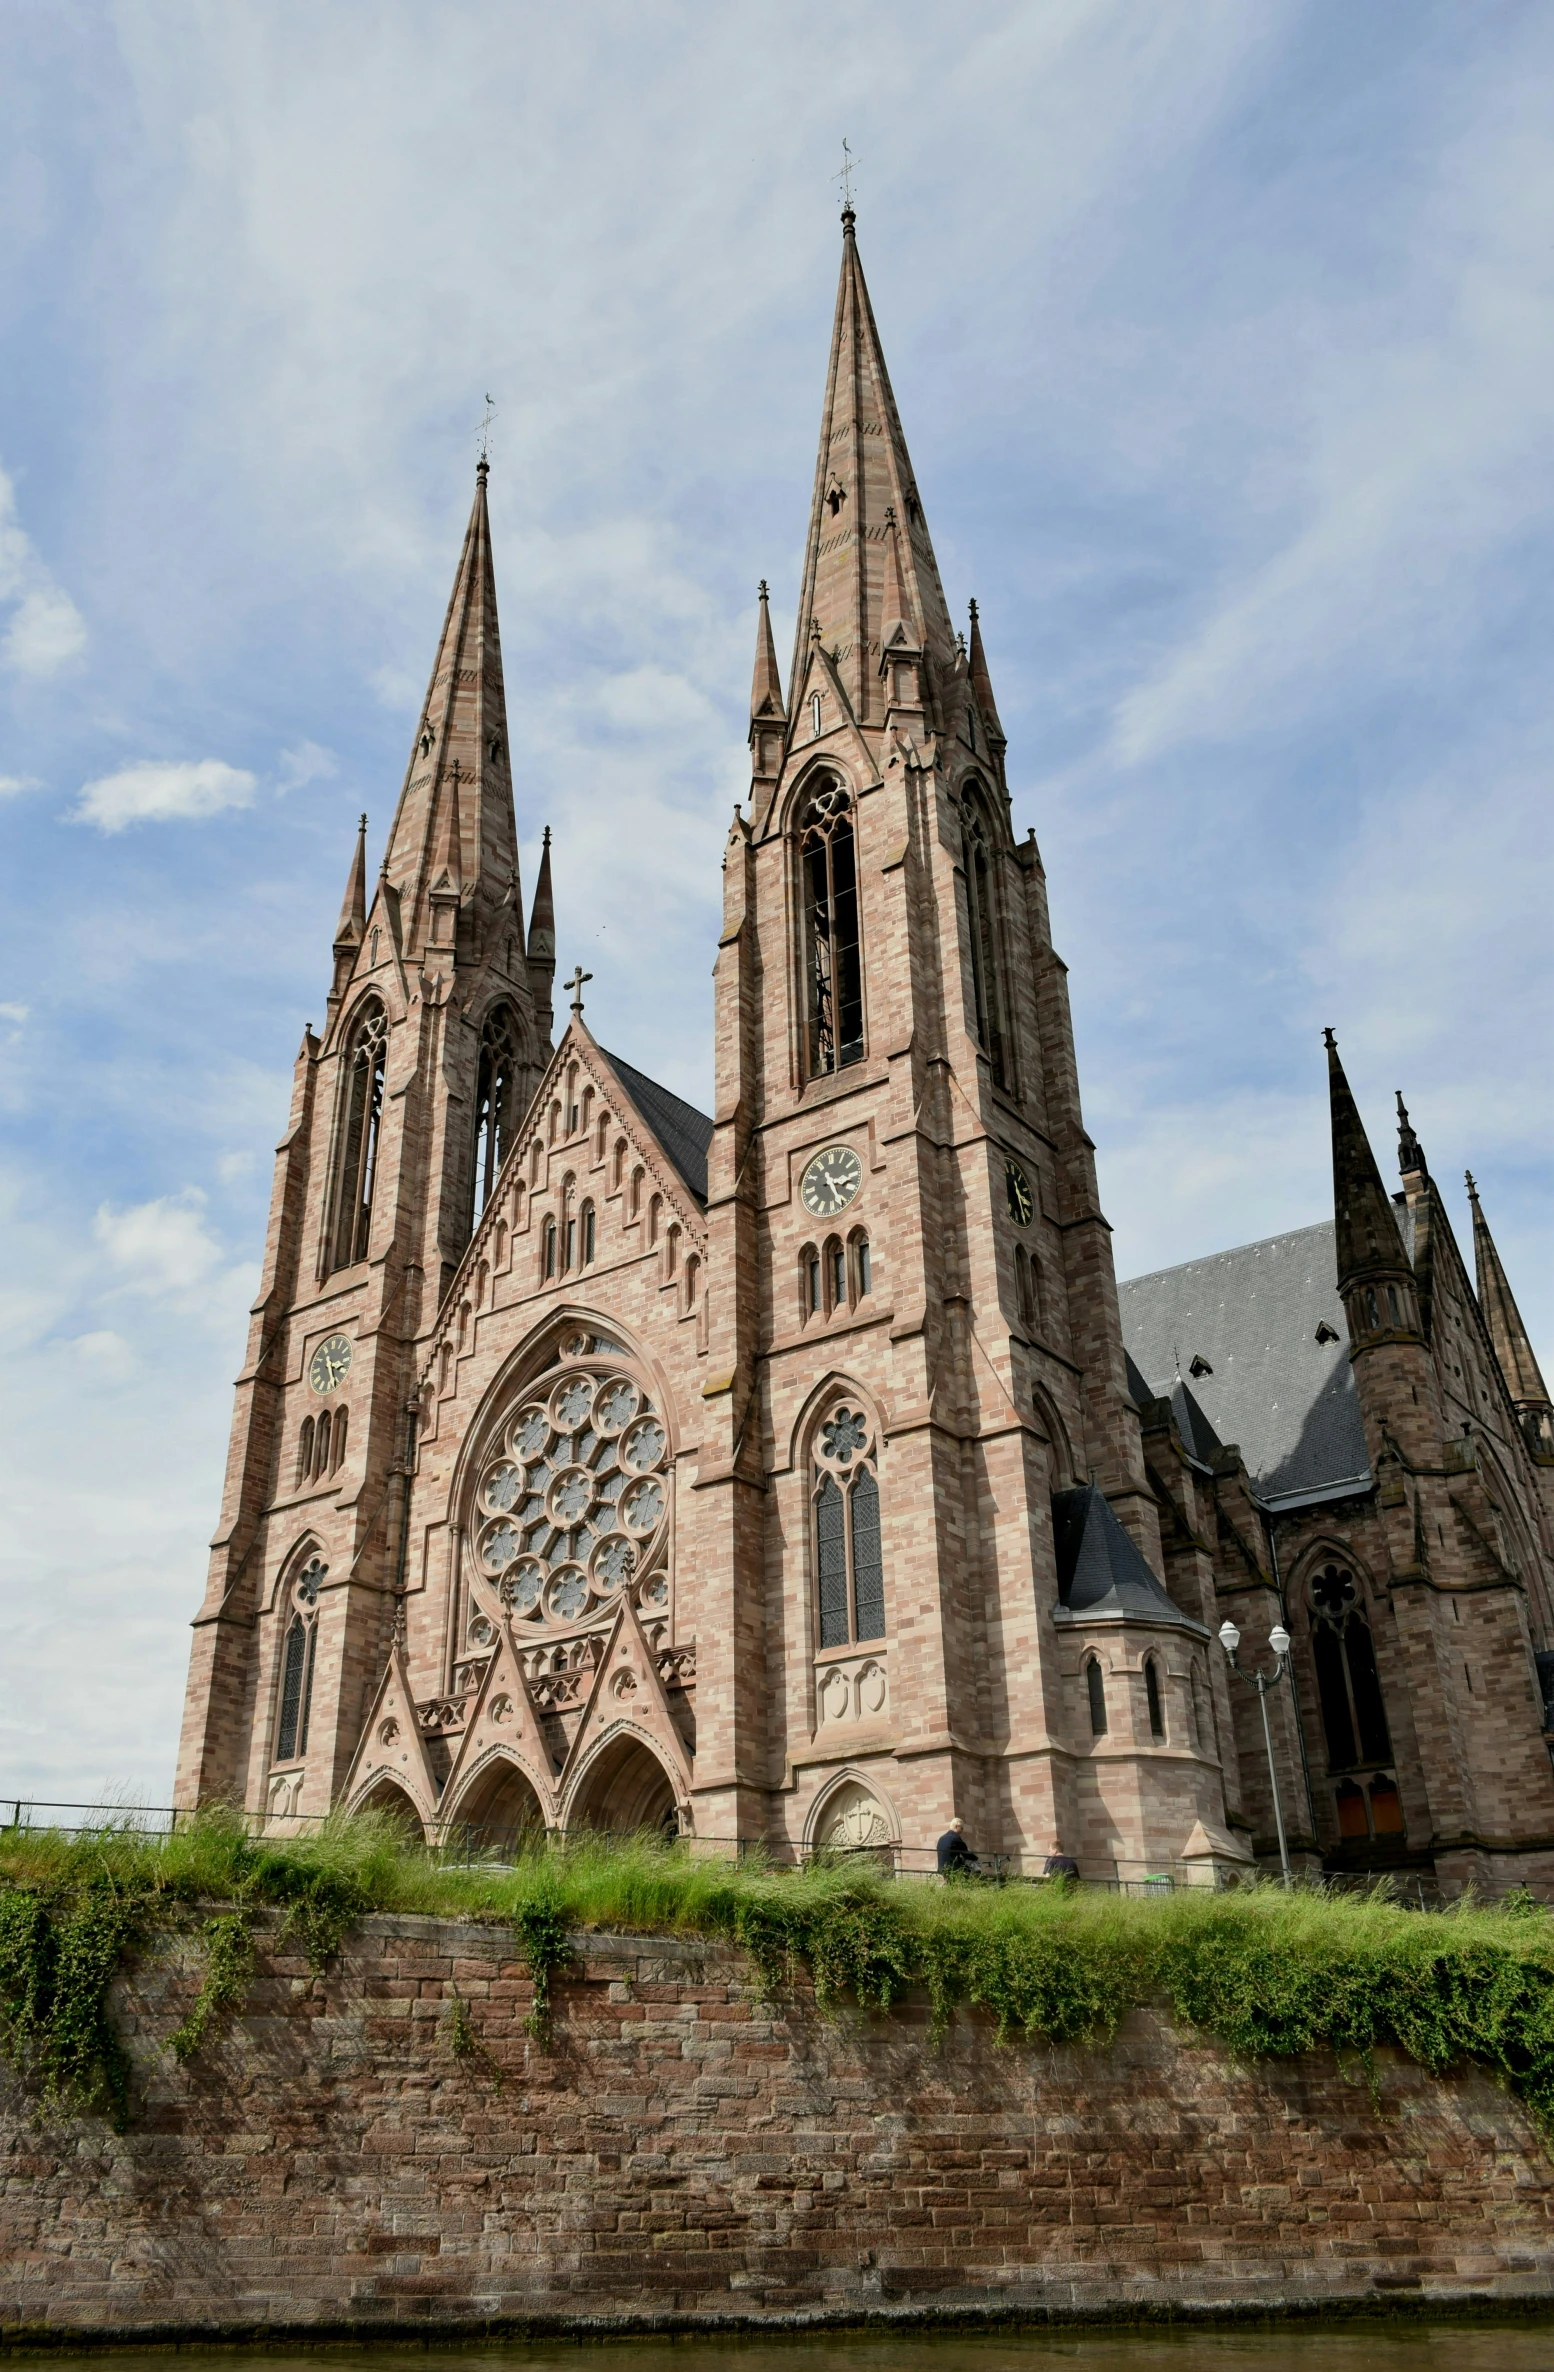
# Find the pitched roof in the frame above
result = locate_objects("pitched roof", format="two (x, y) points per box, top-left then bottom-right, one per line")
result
(601, 1052), (713, 1206)
(1051, 1483), (1203, 1630)
(1118, 1220), (1371, 1510)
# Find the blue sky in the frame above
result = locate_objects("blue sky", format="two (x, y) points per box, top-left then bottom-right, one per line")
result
(3, 1), (1552, 1803)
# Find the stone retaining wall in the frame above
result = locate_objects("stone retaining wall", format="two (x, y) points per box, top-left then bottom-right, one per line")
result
(3, 1912), (1554, 2338)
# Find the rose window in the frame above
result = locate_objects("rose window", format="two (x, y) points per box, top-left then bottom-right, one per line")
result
(473, 1363), (670, 1629)
(821, 1408), (869, 1466)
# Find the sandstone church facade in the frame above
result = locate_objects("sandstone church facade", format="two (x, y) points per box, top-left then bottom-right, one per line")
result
(175, 214), (1554, 1894)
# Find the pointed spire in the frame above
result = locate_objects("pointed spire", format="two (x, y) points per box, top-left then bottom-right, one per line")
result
(790, 212), (958, 723)
(431, 759), (464, 897)
(749, 580), (785, 724)
(380, 462), (520, 961)
(1325, 1029), (1408, 1292)
(1467, 1172), (1553, 1417)
(1396, 1089), (1427, 1178)
(527, 825), (556, 1042)
(967, 598), (1006, 747)
(880, 507), (915, 650)
(334, 812), (367, 950)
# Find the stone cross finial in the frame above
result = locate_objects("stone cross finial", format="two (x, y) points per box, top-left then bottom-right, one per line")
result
(564, 964), (593, 1018)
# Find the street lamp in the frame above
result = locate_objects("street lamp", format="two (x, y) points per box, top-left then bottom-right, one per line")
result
(1218, 1618), (1294, 1889)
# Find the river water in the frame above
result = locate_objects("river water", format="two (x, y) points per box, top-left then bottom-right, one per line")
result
(13, 2326), (1553, 2371)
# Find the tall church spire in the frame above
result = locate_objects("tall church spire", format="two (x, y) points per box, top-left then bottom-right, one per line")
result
(381, 459), (519, 960)
(1467, 1172), (1552, 1427)
(790, 210), (958, 724)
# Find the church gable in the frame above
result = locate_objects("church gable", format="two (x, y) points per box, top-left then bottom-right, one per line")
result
(341, 1640), (443, 1833)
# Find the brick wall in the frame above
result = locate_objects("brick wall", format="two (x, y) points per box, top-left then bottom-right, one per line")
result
(3, 1912), (1554, 2339)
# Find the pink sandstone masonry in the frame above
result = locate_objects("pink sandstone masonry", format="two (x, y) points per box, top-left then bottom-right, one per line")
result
(4, 1912), (1554, 2339)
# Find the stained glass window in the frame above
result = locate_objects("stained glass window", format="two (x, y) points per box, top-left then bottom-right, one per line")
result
(813, 1409), (885, 1647)
(816, 1475), (849, 1648)
(1310, 1563), (1393, 1772)
(276, 1613), (318, 1762)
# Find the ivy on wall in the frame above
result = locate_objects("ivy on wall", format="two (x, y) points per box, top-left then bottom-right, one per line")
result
(3, 1812), (1554, 2135)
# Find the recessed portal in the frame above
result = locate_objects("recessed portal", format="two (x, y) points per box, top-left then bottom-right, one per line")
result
(568, 1735), (679, 1836)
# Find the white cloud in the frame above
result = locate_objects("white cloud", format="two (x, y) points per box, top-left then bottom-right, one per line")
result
(92, 1187), (228, 1302)
(0, 466), (87, 677)
(71, 757), (257, 831)
(0, 774), (40, 798)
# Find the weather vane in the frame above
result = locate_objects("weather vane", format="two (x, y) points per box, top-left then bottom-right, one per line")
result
(834, 138), (858, 215)
(478, 393), (497, 465)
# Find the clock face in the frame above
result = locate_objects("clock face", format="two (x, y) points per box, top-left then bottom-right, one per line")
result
(1005, 1159), (1034, 1228)
(800, 1143), (863, 1220)
(308, 1332), (353, 1396)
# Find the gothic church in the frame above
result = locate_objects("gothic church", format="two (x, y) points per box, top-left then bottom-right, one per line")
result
(176, 213), (1554, 1892)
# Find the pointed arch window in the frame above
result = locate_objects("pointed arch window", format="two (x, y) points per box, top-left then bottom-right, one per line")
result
(330, 1001), (387, 1270)
(1145, 1657), (1164, 1740)
(799, 780), (863, 1078)
(274, 1556), (325, 1764)
(812, 1404), (885, 1649)
(1309, 1563), (1393, 1771)
(472, 1004), (521, 1229)
(1086, 1658), (1108, 1737)
(960, 792), (1007, 1088)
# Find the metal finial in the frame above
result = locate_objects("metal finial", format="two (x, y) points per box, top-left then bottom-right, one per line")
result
(478, 393), (496, 468)
(834, 137), (859, 217)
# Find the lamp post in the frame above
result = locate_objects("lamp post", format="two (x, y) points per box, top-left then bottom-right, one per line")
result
(1218, 1618), (1294, 1889)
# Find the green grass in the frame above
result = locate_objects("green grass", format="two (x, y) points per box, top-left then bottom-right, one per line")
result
(4, 1809), (1554, 2132)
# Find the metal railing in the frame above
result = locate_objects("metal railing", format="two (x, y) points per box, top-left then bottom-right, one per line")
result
(1, 1798), (1543, 1906)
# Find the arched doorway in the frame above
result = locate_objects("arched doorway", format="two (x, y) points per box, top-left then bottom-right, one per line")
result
(352, 1775), (429, 1845)
(447, 1757), (547, 1859)
(568, 1732), (680, 1836)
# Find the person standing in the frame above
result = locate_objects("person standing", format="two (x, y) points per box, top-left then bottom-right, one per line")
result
(936, 1817), (979, 1878)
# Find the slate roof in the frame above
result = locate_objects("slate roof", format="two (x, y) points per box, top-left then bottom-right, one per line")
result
(1118, 1220), (1371, 1510)
(1051, 1483), (1205, 1630)
(601, 1051), (714, 1207)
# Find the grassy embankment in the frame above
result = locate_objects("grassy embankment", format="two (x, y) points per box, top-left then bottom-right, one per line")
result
(3, 1809), (1554, 2132)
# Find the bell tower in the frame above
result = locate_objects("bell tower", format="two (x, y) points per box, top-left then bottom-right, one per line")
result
(704, 211), (1234, 1871)
(175, 464), (553, 1821)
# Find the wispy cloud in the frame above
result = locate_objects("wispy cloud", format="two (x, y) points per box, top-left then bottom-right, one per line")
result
(277, 739), (338, 793)
(0, 466), (86, 676)
(71, 757), (257, 831)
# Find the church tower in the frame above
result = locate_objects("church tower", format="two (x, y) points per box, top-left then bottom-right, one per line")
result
(704, 210), (1240, 1870)
(174, 464), (552, 1821)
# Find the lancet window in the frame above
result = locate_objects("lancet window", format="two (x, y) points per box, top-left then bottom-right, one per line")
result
(799, 780), (863, 1078)
(330, 1001), (387, 1271)
(960, 791), (1006, 1088)
(812, 1404), (885, 1650)
(1308, 1563), (1393, 1773)
(472, 1004), (521, 1229)
(274, 1556), (325, 1764)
